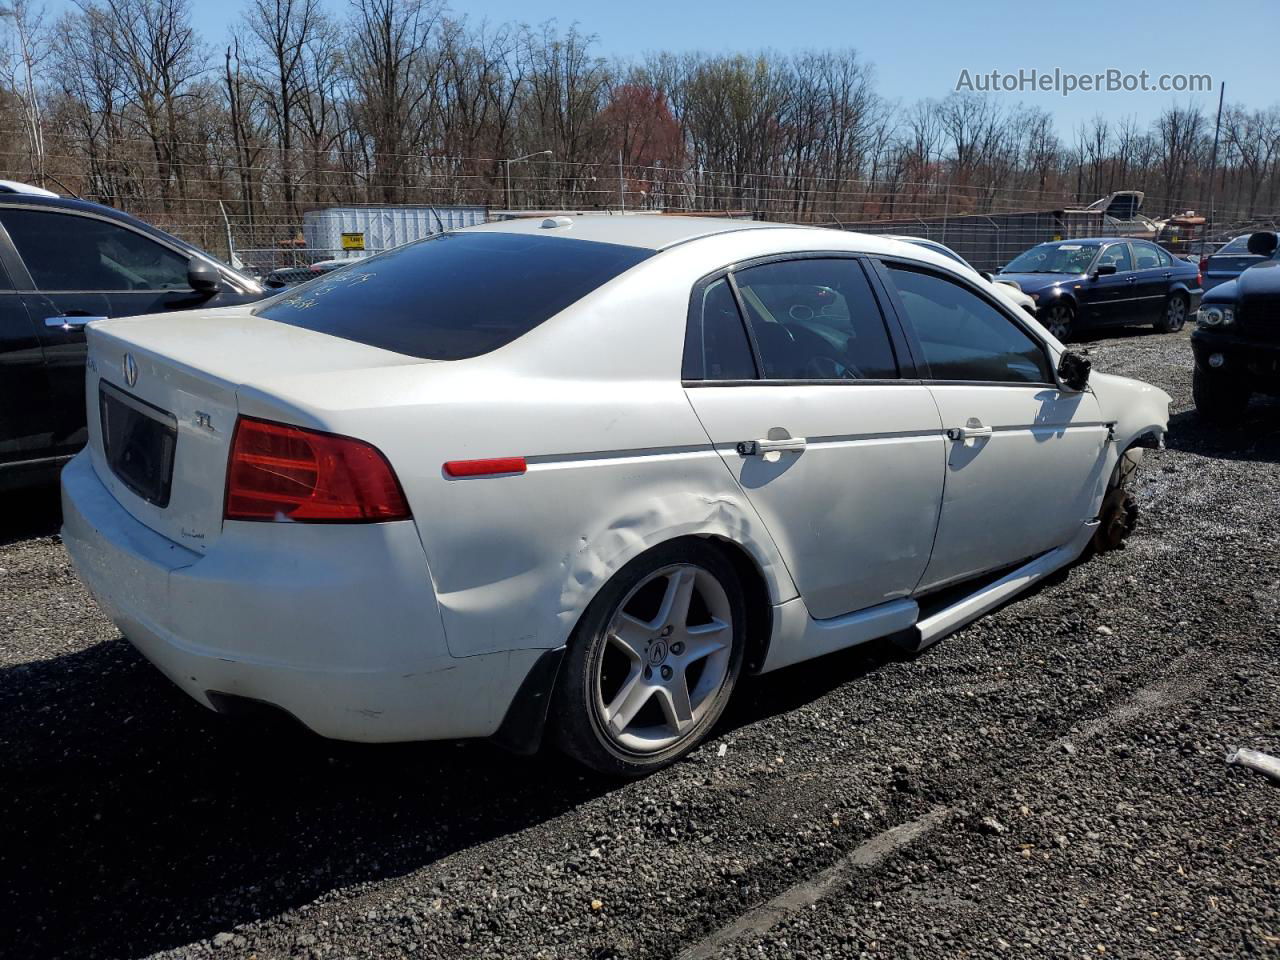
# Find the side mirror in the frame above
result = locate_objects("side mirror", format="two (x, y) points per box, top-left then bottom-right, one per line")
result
(1057, 350), (1091, 391)
(187, 257), (223, 294)
(1091, 263), (1117, 278)
(1247, 231), (1279, 257)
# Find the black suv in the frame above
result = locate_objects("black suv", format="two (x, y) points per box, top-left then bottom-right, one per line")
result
(1192, 231), (1280, 422)
(0, 185), (267, 489)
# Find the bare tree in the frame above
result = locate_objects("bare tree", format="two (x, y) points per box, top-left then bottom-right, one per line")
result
(0, 0), (49, 181)
(345, 0), (444, 202)
(75, 0), (206, 206)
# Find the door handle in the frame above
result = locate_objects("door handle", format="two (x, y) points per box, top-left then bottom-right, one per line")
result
(44, 315), (107, 329)
(737, 437), (807, 456)
(946, 424), (993, 442)
(1125, 276), (1137, 283)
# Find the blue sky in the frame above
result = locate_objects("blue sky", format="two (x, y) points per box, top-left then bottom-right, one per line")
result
(62, 0), (1266, 134)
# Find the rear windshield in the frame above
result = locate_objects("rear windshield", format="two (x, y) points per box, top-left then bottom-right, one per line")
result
(255, 231), (653, 360)
(1217, 235), (1252, 255)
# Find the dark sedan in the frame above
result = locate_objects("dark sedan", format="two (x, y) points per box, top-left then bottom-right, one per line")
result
(1200, 233), (1280, 294)
(0, 185), (268, 490)
(997, 237), (1202, 341)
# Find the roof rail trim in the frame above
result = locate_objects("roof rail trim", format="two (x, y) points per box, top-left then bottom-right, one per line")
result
(655, 221), (814, 252)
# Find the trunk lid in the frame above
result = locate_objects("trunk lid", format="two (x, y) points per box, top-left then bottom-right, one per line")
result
(85, 307), (426, 551)
(1206, 253), (1263, 278)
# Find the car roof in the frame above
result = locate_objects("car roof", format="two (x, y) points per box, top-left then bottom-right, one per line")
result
(1038, 237), (1144, 245)
(464, 214), (801, 251)
(0, 190), (156, 226)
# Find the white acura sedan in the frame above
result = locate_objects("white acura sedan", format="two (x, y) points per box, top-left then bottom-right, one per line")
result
(62, 216), (1170, 775)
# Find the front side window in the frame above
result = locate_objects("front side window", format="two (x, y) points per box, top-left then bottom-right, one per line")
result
(0, 209), (190, 291)
(257, 232), (652, 360)
(887, 266), (1052, 384)
(731, 258), (899, 380)
(1097, 243), (1134, 272)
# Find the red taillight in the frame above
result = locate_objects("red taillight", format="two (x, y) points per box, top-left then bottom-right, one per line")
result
(225, 417), (410, 522)
(443, 457), (527, 479)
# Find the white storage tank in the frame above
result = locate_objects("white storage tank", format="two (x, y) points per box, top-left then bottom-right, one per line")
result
(302, 205), (488, 259)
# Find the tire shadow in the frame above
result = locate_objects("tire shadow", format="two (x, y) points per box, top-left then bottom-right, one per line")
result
(0, 627), (915, 958)
(0, 482), (62, 547)
(0, 638), (606, 958)
(1164, 400), (1280, 464)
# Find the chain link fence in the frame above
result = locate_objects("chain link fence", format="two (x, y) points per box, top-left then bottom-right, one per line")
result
(126, 169), (1280, 280)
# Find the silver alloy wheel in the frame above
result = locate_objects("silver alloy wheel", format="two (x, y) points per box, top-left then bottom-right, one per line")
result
(1166, 296), (1186, 332)
(593, 563), (733, 754)
(1044, 303), (1072, 340)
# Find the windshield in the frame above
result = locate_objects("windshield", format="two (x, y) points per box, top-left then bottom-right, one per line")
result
(1003, 243), (1100, 275)
(255, 231), (653, 360)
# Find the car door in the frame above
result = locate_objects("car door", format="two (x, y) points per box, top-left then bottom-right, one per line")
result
(877, 261), (1110, 592)
(1131, 241), (1169, 321)
(0, 253), (56, 468)
(0, 206), (204, 456)
(1086, 241), (1140, 325)
(682, 255), (946, 619)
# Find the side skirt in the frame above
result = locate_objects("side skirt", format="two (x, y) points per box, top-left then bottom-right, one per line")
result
(895, 520), (1099, 655)
(759, 595), (919, 673)
(759, 520), (1100, 670)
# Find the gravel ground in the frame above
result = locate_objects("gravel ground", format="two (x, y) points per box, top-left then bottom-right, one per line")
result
(2, 327), (1278, 959)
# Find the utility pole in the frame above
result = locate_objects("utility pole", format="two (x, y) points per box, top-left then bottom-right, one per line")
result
(503, 151), (553, 211)
(1203, 82), (1226, 258)
(619, 150), (625, 213)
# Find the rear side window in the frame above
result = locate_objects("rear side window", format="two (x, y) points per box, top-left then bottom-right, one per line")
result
(683, 277), (756, 380)
(733, 258), (899, 380)
(887, 266), (1052, 384)
(1132, 243), (1160, 270)
(256, 232), (653, 360)
(1, 208), (190, 291)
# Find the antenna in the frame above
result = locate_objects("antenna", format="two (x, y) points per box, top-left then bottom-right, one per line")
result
(43, 174), (82, 200)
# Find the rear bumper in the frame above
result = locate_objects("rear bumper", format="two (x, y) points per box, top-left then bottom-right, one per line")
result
(60, 451), (544, 742)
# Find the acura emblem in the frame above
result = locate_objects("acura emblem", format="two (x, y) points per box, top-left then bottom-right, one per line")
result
(123, 353), (138, 388)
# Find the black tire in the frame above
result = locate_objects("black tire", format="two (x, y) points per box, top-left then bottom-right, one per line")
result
(1154, 293), (1188, 333)
(1041, 301), (1075, 342)
(1193, 365), (1250, 425)
(551, 539), (746, 777)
